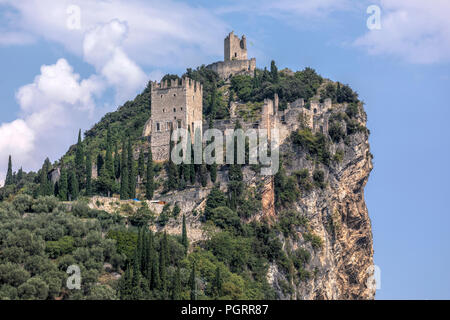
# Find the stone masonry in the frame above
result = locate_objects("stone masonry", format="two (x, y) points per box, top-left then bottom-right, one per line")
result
(207, 31), (256, 80)
(143, 77), (203, 161)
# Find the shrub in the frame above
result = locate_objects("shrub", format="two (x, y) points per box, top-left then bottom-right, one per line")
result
(313, 170), (326, 189)
(303, 233), (323, 250)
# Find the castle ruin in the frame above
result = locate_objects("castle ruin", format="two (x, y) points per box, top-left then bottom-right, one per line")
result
(143, 77), (203, 161)
(207, 32), (256, 80)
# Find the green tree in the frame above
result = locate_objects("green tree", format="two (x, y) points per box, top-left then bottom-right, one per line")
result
(75, 129), (85, 187)
(114, 142), (121, 179)
(270, 60), (279, 83)
(85, 152), (92, 196)
(68, 170), (79, 200)
(181, 214), (188, 254)
(58, 164), (68, 201)
(105, 127), (114, 179)
(145, 149), (154, 200)
(213, 266), (222, 298)
(39, 158), (53, 196)
(138, 148), (145, 180)
(190, 261), (197, 300)
(127, 139), (136, 199)
(120, 139), (129, 200)
(172, 267), (182, 300)
(159, 232), (169, 296)
(5, 155), (13, 186)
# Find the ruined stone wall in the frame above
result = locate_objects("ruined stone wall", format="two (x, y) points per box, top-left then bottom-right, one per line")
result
(207, 58), (256, 80)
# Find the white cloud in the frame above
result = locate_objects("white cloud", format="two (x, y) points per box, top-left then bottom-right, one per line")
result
(0, 0), (229, 179)
(215, 0), (351, 19)
(83, 20), (147, 102)
(0, 31), (35, 46)
(1, 0), (228, 67)
(354, 0), (450, 64)
(0, 59), (105, 175)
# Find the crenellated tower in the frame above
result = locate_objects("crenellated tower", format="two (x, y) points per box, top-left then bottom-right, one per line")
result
(143, 77), (203, 161)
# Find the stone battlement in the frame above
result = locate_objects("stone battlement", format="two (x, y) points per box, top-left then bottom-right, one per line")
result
(150, 77), (203, 93)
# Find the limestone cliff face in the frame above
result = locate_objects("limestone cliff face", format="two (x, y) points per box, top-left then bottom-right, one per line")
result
(267, 103), (374, 300)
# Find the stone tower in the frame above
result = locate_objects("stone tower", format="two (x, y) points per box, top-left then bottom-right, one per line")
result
(143, 77), (203, 161)
(207, 32), (256, 80)
(225, 31), (248, 61)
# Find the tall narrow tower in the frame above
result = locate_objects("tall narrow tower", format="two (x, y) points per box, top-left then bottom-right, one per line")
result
(224, 31), (248, 61)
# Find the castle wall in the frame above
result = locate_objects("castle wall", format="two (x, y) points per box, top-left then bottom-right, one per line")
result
(207, 58), (256, 80)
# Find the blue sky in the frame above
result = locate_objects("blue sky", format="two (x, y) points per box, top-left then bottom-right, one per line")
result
(0, 0), (449, 299)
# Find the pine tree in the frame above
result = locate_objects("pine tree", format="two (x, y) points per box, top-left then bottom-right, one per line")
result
(85, 152), (92, 196)
(200, 163), (208, 187)
(145, 149), (154, 200)
(182, 214), (188, 254)
(120, 139), (129, 200)
(5, 155), (13, 186)
(75, 129), (85, 187)
(172, 267), (182, 300)
(190, 261), (197, 300)
(68, 170), (79, 200)
(58, 164), (68, 201)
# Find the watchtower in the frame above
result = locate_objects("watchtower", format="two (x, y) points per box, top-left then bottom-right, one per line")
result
(143, 77), (203, 161)
(225, 31), (248, 61)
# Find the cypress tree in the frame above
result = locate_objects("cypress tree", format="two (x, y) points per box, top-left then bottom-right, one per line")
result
(145, 149), (154, 200)
(127, 139), (136, 199)
(190, 261), (197, 300)
(85, 152), (92, 196)
(131, 249), (142, 300)
(167, 129), (178, 190)
(59, 164), (68, 201)
(151, 252), (160, 290)
(105, 128), (114, 179)
(159, 232), (168, 295)
(120, 139), (129, 200)
(17, 167), (23, 182)
(213, 266), (222, 298)
(146, 229), (154, 280)
(207, 120), (217, 183)
(75, 129), (85, 187)
(5, 155), (13, 186)
(181, 214), (188, 254)
(39, 158), (53, 196)
(172, 267), (182, 300)
(68, 170), (79, 200)
(138, 148), (145, 181)
(270, 60), (278, 83)
(114, 142), (120, 180)
(96, 153), (104, 177)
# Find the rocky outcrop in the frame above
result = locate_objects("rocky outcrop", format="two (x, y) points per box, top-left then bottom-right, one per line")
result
(268, 102), (374, 300)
